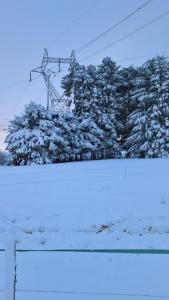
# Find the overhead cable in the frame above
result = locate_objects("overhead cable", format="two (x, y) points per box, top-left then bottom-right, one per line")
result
(80, 10), (169, 62)
(77, 0), (154, 54)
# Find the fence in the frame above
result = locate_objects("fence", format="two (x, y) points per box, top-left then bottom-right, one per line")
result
(1, 242), (169, 300)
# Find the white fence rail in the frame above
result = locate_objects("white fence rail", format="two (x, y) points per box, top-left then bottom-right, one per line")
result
(1, 242), (169, 300)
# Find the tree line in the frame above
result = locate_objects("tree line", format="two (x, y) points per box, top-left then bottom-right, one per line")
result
(6, 55), (169, 165)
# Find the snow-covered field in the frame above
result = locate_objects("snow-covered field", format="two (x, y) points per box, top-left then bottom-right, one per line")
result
(0, 158), (169, 299)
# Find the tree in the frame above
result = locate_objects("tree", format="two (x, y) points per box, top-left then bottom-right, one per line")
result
(126, 56), (169, 158)
(62, 57), (121, 158)
(61, 63), (97, 116)
(6, 102), (65, 165)
(78, 116), (104, 160)
(91, 57), (121, 158)
(117, 65), (139, 143)
(53, 111), (81, 162)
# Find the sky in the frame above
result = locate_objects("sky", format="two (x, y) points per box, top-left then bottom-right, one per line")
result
(0, 0), (169, 149)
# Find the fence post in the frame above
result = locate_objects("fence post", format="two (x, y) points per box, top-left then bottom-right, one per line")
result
(5, 240), (16, 300)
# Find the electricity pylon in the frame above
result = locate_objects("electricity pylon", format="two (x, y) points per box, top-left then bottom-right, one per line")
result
(29, 48), (76, 111)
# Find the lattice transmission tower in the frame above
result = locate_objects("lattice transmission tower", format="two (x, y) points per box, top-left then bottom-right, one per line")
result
(29, 48), (76, 112)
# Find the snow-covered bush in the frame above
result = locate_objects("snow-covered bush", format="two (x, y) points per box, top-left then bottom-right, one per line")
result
(6, 102), (64, 165)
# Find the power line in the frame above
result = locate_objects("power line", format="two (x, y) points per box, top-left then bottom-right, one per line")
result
(117, 50), (169, 64)
(0, 83), (28, 97)
(0, 80), (27, 94)
(0, 74), (40, 96)
(5, 83), (30, 121)
(80, 10), (169, 62)
(77, 0), (154, 54)
(0, 83), (29, 131)
(1, 74), (42, 123)
(52, 0), (100, 43)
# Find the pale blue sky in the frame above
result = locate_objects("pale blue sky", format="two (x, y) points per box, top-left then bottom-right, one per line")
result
(0, 0), (169, 148)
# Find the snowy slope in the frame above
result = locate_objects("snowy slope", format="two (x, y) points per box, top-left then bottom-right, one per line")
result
(0, 158), (169, 249)
(0, 158), (169, 299)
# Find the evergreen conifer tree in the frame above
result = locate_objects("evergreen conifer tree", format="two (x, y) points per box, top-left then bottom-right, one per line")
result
(126, 56), (169, 158)
(6, 102), (64, 165)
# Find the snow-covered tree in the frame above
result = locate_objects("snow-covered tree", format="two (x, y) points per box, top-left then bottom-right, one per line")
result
(126, 56), (169, 158)
(6, 102), (65, 165)
(117, 66), (139, 143)
(91, 57), (121, 158)
(62, 57), (122, 158)
(54, 112), (103, 161)
(77, 117), (104, 160)
(52, 111), (81, 162)
(61, 63), (97, 116)
(6, 55), (169, 165)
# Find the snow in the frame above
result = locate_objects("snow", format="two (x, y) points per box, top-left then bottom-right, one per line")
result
(0, 158), (169, 299)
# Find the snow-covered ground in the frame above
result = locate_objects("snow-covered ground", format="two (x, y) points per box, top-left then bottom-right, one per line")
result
(0, 158), (169, 299)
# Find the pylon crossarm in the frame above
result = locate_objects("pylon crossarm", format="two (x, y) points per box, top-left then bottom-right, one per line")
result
(46, 57), (73, 64)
